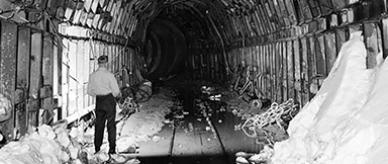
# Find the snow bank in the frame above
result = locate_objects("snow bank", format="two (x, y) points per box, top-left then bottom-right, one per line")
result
(270, 31), (388, 164)
(0, 124), (73, 164)
(118, 92), (173, 142)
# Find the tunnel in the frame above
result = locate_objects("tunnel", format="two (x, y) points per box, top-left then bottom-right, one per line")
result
(0, 0), (388, 164)
(143, 19), (187, 80)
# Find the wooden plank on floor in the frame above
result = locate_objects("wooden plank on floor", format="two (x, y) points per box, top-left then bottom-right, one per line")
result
(194, 118), (223, 155)
(172, 119), (203, 157)
(136, 124), (174, 157)
(211, 113), (261, 164)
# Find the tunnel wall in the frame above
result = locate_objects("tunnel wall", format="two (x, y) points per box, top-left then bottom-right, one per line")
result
(188, 1), (386, 107)
(59, 29), (138, 125)
(0, 0), (142, 140)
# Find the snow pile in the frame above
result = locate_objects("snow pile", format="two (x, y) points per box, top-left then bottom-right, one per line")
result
(117, 90), (174, 142)
(0, 124), (77, 164)
(270, 31), (388, 164)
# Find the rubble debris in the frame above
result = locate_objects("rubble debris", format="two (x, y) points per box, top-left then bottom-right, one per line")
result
(164, 101), (185, 121)
(237, 99), (298, 145)
(126, 158), (141, 164)
(234, 124), (242, 131)
(194, 90), (225, 140)
(249, 99), (262, 110)
(94, 151), (110, 162)
(188, 122), (194, 132)
(201, 86), (215, 95)
(152, 135), (161, 142)
(0, 123), (76, 164)
(235, 145), (274, 164)
(110, 154), (128, 163)
(120, 80), (153, 104)
(235, 151), (252, 158)
(116, 136), (139, 153)
(134, 81), (153, 103)
(235, 156), (249, 164)
(163, 120), (171, 124)
(117, 97), (139, 120)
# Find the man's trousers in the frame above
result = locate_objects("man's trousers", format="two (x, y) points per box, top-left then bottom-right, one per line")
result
(94, 94), (116, 154)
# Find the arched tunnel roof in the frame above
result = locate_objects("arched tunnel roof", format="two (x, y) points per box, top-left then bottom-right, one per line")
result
(2, 0), (378, 47)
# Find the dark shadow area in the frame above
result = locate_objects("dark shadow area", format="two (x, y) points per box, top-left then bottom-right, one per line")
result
(143, 19), (187, 80)
(139, 154), (233, 164)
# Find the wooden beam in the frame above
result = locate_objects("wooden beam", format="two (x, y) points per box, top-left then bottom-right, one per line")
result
(293, 39), (302, 104)
(16, 27), (30, 102)
(29, 31), (43, 127)
(282, 42), (288, 100)
(79, 10), (88, 26)
(364, 23), (380, 68)
(315, 35), (327, 77)
(382, 18), (388, 58)
(91, 0), (99, 13)
(0, 0), (29, 23)
(0, 21), (17, 139)
(41, 34), (54, 113)
(300, 37), (309, 104)
(84, 0), (93, 12)
(324, 32), (337, 74)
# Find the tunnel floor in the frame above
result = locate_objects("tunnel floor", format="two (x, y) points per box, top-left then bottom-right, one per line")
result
(129, 79), (262, 164)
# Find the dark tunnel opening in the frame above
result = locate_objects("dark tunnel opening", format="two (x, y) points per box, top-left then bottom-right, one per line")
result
(140, 1), (227, 82)
(143, 19), (187, 80)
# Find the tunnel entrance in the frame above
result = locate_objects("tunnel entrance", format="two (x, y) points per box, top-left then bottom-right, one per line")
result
(143, 19), (187, 80)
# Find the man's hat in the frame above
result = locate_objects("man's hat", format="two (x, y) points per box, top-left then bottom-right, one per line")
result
(98, 55), (108, 64)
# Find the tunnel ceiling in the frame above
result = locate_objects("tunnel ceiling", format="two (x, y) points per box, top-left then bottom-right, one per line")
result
(2, 0), (379, 47)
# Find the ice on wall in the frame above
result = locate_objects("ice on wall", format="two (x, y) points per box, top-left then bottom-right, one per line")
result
(270, 31), (388, 164)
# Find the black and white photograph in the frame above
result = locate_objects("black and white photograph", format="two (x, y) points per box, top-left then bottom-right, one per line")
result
(0, 0), (386, 164)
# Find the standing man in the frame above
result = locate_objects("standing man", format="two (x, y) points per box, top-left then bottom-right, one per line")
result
(87, 55), (121, 155)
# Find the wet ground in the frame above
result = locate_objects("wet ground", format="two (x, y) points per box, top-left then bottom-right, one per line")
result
(130, 82), (263, 164)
